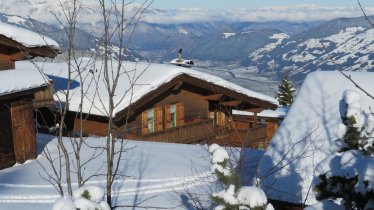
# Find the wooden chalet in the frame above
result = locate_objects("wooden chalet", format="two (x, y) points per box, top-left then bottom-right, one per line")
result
(66, 62), (279, 148)
(0, 22), (59, 169)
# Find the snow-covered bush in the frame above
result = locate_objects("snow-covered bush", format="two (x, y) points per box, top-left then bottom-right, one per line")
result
(311, 90), (374, 210)
(209, 144), (273, 210)
(52, 185), (110, 210)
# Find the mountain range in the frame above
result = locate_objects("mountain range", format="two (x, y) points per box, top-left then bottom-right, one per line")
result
(0, 0), (373, 87)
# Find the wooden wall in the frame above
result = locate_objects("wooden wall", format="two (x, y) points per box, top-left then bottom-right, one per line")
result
(34, 81), (54, 108)
(151, 88), (209, 122)
(0, 106), (15, 169)
(10, 102), (37, 163)
(0, 97), (37, 169)
(121, 88), (210, 137)
(265, 120), (278, 145)
(73, 118), (108, 136)
(0, 59), (14, 70)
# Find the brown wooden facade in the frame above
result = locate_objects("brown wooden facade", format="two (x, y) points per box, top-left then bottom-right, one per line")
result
(0, 33), (58, 169)
(0, 86), (48, 169)
(72, 74), (278, 148)
(0, 34), (58, 71)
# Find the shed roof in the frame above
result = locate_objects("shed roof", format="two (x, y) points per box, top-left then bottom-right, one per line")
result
(0, 21), (60, 58)
(0, 68), (49, 98)
(257, 70), (374, 205)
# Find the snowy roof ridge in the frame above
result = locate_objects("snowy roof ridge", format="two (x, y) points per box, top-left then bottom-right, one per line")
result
(0, 21), (59, 50)
(258, 70), (374, 205)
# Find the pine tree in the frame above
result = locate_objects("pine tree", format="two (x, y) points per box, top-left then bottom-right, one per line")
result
(276, 72), (296, 106)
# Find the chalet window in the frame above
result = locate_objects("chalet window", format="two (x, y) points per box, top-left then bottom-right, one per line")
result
(210, 111), (225, 127)
(166, 102), (184, 128)
(147, 108), (154, 133)
(141, 106), (163, 134)
(170, 104), (177, 128)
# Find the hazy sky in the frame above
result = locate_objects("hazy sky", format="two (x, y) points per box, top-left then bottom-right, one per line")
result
(151, 0), (374, 10)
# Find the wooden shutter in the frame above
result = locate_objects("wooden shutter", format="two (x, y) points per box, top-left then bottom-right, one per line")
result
(154, 106), (163, 132)
(217, 112), (225, 126)
(176, 102), (184, 126)
(165, 105), (171, 128)
(141, 111), (148, 134)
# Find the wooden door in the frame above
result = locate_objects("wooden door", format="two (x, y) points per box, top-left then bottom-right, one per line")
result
(11, 103), (37, 163)
(0, 108), (16, 169)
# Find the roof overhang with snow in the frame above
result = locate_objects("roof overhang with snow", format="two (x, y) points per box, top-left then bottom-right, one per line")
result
(257, 70), (374, 205)
(0, 22), (60, 59)
(115, 73), (278, 122)
(0, 68), (50, 100)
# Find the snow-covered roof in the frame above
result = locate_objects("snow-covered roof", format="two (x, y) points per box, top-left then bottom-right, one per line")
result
(16, 59), (277, 117)
(0, 21), (59, 50)
(0, 68), (49, 97)
(233, 107), (288, 118)
(257, 71), (374, 205)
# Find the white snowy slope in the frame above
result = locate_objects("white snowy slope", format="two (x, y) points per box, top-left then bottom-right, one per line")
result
(250, 33), (290, 62)
(16, 59), (277, 117)
(0, 68), (49, 96)
(0, 135), (264, 210)
(257, 71), (374, 205)
(222, 32), (236, 39)
(0, 21), (59, 49)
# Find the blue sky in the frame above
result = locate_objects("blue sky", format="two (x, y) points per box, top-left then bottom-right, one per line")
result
(151, 0), (374, 10)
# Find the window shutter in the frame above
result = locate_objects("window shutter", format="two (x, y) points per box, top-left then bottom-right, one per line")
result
(141, 111), (148, 134)
(154, 106), (163, 132)
(217, 112), (225, 126)
(165, 104), (171, 128)
(176, 102), (184, 126)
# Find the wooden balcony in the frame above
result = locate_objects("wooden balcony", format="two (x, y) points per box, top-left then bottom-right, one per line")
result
(143, 118), (215, 144)
(229, 125), (267, 148)
(142, 118), (268, 148)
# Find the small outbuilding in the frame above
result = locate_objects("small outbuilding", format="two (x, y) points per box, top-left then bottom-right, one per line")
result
(0, 22), (59, 169)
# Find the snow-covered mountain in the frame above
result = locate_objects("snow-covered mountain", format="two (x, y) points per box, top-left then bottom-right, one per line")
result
(3, 0), (373, 84)
(0, 0), (321, 64)
(247, 16), (374, 84)
(0, 12), (144, 61)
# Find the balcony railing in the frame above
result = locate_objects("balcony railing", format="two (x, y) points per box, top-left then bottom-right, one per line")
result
(143, 118), (215, 144)
(142, 118), (268, 148)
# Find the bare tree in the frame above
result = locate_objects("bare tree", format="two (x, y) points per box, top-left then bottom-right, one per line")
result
(95, 0), (154, 207)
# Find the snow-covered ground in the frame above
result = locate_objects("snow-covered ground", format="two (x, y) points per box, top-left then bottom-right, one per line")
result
(0, 135), (264, 209)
